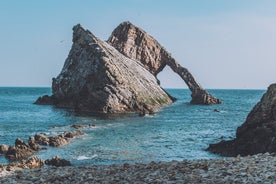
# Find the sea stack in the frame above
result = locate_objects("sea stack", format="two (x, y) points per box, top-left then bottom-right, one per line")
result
(35, 21), (221, 114)
(208, 83), (276, 156)
(108, 21), (221, 105)
(35, 24), (173, 114)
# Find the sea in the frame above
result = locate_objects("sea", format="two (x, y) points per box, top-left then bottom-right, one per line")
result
(0, 87), (265, 166)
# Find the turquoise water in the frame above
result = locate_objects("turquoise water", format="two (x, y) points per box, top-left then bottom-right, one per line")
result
(0, 87), (264, 165)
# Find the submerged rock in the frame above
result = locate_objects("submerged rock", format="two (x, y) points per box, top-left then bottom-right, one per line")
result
(208, 84), (276, 156)
(108, 21), (221, 105)
(36, 24), (173, 114)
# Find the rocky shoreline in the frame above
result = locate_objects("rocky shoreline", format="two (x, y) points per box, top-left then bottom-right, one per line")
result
(1, 153), (275, 183)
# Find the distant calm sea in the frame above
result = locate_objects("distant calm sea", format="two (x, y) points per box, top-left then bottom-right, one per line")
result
(0, 87), (265, 165)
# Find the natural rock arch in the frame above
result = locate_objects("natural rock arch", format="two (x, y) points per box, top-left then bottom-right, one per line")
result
(36, 22), (221, 115)
(108, 21), (221, 105)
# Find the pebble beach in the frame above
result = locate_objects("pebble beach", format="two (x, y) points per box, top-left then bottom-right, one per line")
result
(1, 153), (275, 183)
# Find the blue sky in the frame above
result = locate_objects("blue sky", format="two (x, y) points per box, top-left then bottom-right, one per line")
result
(0, 0), (276, 89)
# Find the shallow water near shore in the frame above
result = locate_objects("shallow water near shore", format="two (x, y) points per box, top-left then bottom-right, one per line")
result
(0, 87), (264, 165)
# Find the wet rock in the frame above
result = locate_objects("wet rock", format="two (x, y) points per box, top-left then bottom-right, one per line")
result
(34, 95), (55, 105)
(22, 157), (44, 169)
(61, 131), (84, 138)
(208, 84), (276, 156)
(28, 136), (40, 151)
(0, 144), (9, 154)
(71, 124), (84, 129)
(48, 136), (69, 147)
(5, 139), (36, 161)
(33, 131), (83, 147)
(45, 156), (71, 167)
(213, 109), (220, 112)
(34, 133), (50, 146)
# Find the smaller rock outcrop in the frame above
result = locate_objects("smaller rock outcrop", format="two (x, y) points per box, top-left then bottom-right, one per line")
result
(45, 156), (71, 167)
(28, 137), (40, 151)
(21, 156), (44, 169)
(2, 131), (83, 161)
(208, 84), (276, 156)
(5, 139), (36, 161)
(34, 133), (50, 146)
(34, 131), (84, 147)
(0, 156), (70, 172)
(0, 144), (9, 155)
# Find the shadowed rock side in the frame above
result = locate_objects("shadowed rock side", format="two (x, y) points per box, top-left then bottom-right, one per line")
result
(108, 21), (221, 105)
(208, 84), (276, 156)
(36, 24), (173, 114)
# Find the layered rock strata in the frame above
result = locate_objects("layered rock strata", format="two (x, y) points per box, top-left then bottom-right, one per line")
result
(36, 24), (174, 114)
(208, 84), (276, 156)
(108, 21), (221, 105)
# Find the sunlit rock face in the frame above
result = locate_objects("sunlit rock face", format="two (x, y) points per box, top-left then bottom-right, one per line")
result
(108, 21), (221, 105)
(36, 24), (173, 114)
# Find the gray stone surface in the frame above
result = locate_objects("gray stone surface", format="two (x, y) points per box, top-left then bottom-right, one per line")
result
(108, 21), (221, 105)
(51, 24), (173, 114)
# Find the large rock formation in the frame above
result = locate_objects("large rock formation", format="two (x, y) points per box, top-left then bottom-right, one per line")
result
(36, 24), (174, 114)
(208, 84), (276, 156)
(108, 21), (221, 105)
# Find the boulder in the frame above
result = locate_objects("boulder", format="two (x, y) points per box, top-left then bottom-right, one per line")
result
(34, 133), (50, 146)
(61, 131), (84, 138)
(21, 156), (44, 169)
(108, 21), (221, 105)
(48, 136), (69, 147)
(45, 156), (71, 167)
(0, 144), (9, 154)
(28, 136), (40, 151)
(208, 84), (276, 156)
(36, 24), (173, 114)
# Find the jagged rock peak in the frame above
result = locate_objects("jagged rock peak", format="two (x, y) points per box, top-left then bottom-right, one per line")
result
(36, 24), (174, 114)
(108, 21), (221, 105)
(208, 83), (276, 156)
(108, 21), (167, 76)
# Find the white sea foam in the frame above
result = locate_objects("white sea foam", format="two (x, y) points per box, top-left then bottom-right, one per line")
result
(76, 155), (98, 160)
